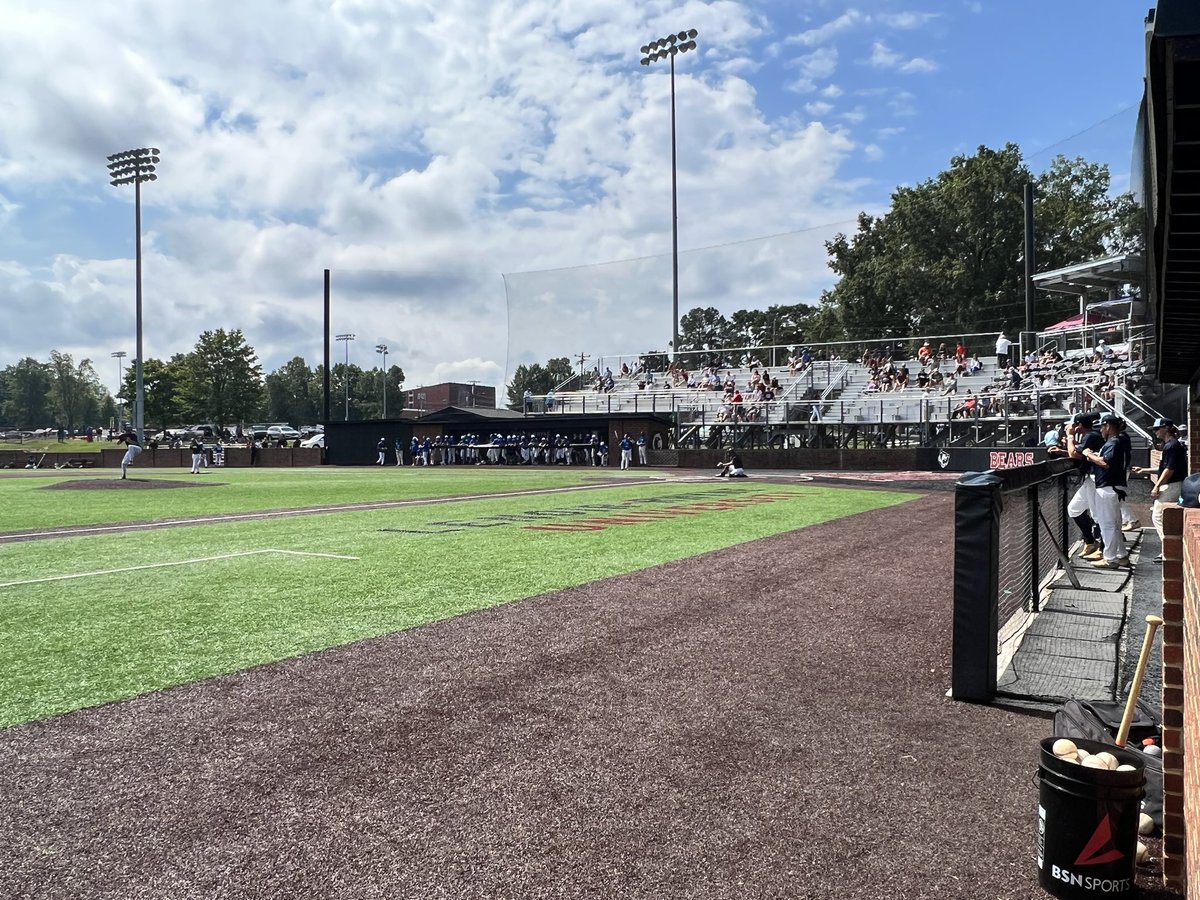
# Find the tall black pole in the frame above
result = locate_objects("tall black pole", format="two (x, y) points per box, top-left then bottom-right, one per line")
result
(1023, 182), (1036, 336)
(323, 269), (331, 424)
(669, 52), (680, 363)
(134, 176), (145, 445)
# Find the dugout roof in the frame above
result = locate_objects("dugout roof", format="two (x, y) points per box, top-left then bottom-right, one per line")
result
(1145, 0), (1200, 384)
(1031, 253), (1143, 297)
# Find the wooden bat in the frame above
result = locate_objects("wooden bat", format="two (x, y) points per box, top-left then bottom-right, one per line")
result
(1115, 614), (1164, 748)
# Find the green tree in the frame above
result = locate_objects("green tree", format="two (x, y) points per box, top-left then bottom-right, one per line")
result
(265, 357), (320, 425)
(122, 356), (185, 435)
(177, 329), (264, 428)
(505, 357), (573, 410)
(47, 351), (105, 432)
(677, 307), (738, 364)
(0, 358), (53, 428)
(817, 144), (1138, 339)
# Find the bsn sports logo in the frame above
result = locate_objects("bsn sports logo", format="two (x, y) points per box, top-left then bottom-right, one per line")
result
(1045, 814), (1130, 894)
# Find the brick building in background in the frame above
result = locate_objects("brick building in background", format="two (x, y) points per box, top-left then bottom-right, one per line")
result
(406, 382), (496, 411)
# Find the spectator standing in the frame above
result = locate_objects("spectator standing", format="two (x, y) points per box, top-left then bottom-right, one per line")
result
(995, 331), (1012, 368)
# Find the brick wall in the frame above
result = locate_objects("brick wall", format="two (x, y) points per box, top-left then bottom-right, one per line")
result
(1166, 504), (1200, 896)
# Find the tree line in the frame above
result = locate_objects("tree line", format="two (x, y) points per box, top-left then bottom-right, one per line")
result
(506, 145), (1141, 407)
(0, 328), (406, 432)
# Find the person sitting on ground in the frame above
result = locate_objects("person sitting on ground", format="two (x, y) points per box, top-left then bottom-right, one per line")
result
(716, 450), (747, 478)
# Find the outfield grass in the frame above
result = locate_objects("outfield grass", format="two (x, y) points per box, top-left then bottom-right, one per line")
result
(0, 467), (615, 530)
(0, 473), (919, 728)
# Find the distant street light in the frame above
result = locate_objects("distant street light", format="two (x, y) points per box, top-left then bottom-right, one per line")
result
(110, 351), (127, 422)
(106, 147), (160, 444)
(639, 28), (698, 364)
(375, 343), (389, 418)
(336, 333), (356, 421)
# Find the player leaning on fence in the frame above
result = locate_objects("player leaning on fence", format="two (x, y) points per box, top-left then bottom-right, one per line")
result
(1081, 413), (1130, 569)
(1062, 413), (1103, 558)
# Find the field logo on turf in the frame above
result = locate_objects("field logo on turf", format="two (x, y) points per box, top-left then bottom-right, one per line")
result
(524, 492), (799, 533)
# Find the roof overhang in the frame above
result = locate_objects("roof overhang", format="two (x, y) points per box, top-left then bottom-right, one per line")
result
(1146, 1), (1200, 384)
(1031, 253), (1144, 296)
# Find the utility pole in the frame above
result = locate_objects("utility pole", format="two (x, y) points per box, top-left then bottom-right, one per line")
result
(575, 352), (591, 385)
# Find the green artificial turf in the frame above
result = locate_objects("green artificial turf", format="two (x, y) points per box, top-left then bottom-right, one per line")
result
(0, 467), (615, 530)
(0, 478), (918, 728)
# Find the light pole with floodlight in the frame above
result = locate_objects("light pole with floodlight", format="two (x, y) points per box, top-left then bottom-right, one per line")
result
(106, 147), (160, 444)
(110, 351), (127, 423)
(375, 343), (389, 418)
(336, 333), (356, 421)
(640, 28), (698, 364)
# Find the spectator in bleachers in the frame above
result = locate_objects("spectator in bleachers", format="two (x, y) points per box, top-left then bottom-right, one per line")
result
(995, 331), (1012, 367)
(955, 341), (967, 364)
(917, 369), (930, 391)
(967, 354), (983, 375)
(895, 367), (910, 390)
(942, 372), (958, 395)
(917, 341), (933, 366)
(864, 374), (880, 394)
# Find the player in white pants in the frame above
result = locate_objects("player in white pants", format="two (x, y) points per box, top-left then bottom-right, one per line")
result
(1083, 414), (1130, 567)
(115, 430), (143, 480)
(190, 438), (204, 474)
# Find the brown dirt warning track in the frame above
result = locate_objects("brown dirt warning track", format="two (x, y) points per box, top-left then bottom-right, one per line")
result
(0, 482), (1180, 899)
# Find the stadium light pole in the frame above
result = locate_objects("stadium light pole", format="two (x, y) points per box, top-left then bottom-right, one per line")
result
(640, 28), (698, 364)
(375, 343), (388, 418)
(336, 333), (355, 421)
(110, 350), (127, 422)
(107, 147), (160, 444)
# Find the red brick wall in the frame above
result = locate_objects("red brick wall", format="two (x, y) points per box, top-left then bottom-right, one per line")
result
(1165, 504), (1200, 896)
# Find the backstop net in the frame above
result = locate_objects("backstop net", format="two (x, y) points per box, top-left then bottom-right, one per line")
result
(950, 457), (1079, 703)
(500, 225), (842, 383)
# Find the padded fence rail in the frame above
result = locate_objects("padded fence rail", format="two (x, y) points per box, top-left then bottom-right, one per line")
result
(951, 458), (1076, 703)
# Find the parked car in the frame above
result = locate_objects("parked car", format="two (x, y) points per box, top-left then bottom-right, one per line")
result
(300, 433), (324, 449)
(267, 425), (301, 441)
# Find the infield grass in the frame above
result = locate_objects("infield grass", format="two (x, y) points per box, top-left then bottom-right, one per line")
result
(0, 473), (918, 728)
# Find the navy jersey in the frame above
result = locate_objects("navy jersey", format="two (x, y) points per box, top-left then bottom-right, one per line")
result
(1095, 436), (1128, 489)
(1160, 437), (1188, 483)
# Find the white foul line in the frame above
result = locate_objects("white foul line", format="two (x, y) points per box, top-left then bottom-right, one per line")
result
(0, 548), (358, 589)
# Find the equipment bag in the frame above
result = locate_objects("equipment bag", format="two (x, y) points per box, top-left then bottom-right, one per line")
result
(1052, 699), (1163, 826)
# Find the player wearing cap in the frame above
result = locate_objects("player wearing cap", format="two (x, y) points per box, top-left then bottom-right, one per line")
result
(1133, 417), (1189, 559)
(190, 437), (204, 474)
(114, 428), (143, 480)
(1065, 413), (1103, 557)
(1082, 413), (1130, 568)
(376, 437), (387, 465)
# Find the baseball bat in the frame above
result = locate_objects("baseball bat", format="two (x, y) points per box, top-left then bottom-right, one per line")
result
(1115, 614), (1164, 748)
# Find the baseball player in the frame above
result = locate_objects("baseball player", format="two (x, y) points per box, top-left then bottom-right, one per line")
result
(190, 437), (204, 474)
(114, 429), (143, 480)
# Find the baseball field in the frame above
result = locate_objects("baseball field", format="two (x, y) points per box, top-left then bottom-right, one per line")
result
(0, 465), (1177, 898)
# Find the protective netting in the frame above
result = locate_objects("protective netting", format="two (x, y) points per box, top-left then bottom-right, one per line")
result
(501, 226), (842, 383)
(995, 470), (1070, 653)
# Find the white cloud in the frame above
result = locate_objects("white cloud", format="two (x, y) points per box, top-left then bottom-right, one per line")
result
(863, 144), (884, 161)
(867, 41), (903, 68)
(789, 10), (866, 47)
(900, 57), (939, 74)
(806, 101), (835, 117)
(0, 1), (891, 398)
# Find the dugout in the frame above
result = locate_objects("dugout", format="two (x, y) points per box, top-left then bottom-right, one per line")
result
(321, 407), (673, 466)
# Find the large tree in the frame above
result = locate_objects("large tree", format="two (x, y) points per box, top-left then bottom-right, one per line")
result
(505, 356), (572, 410)
(265, 356), (320, 426)
(0, 358), (53, 428)
(817, 144), (1140, 340)
(121, 356), (185, 435)
(177, 329), (264, 427)
(47, 351), (105, 432)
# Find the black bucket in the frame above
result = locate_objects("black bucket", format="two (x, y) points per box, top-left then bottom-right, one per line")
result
(1037, 737), (1145, 899)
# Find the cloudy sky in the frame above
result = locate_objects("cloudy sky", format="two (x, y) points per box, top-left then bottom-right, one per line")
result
(0, 1), (1149, 399)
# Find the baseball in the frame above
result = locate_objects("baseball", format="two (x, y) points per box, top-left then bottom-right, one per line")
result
(1144, 744), (1163, 757)
(1082, 755), (1109, 769)
(1117, 764), (1138, 772)
(1139, 813), (1155, 835)
(1137, 842), (1149, 865)
(1094, 751), (1119, 770)
(1052, 738), (1078, 758)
